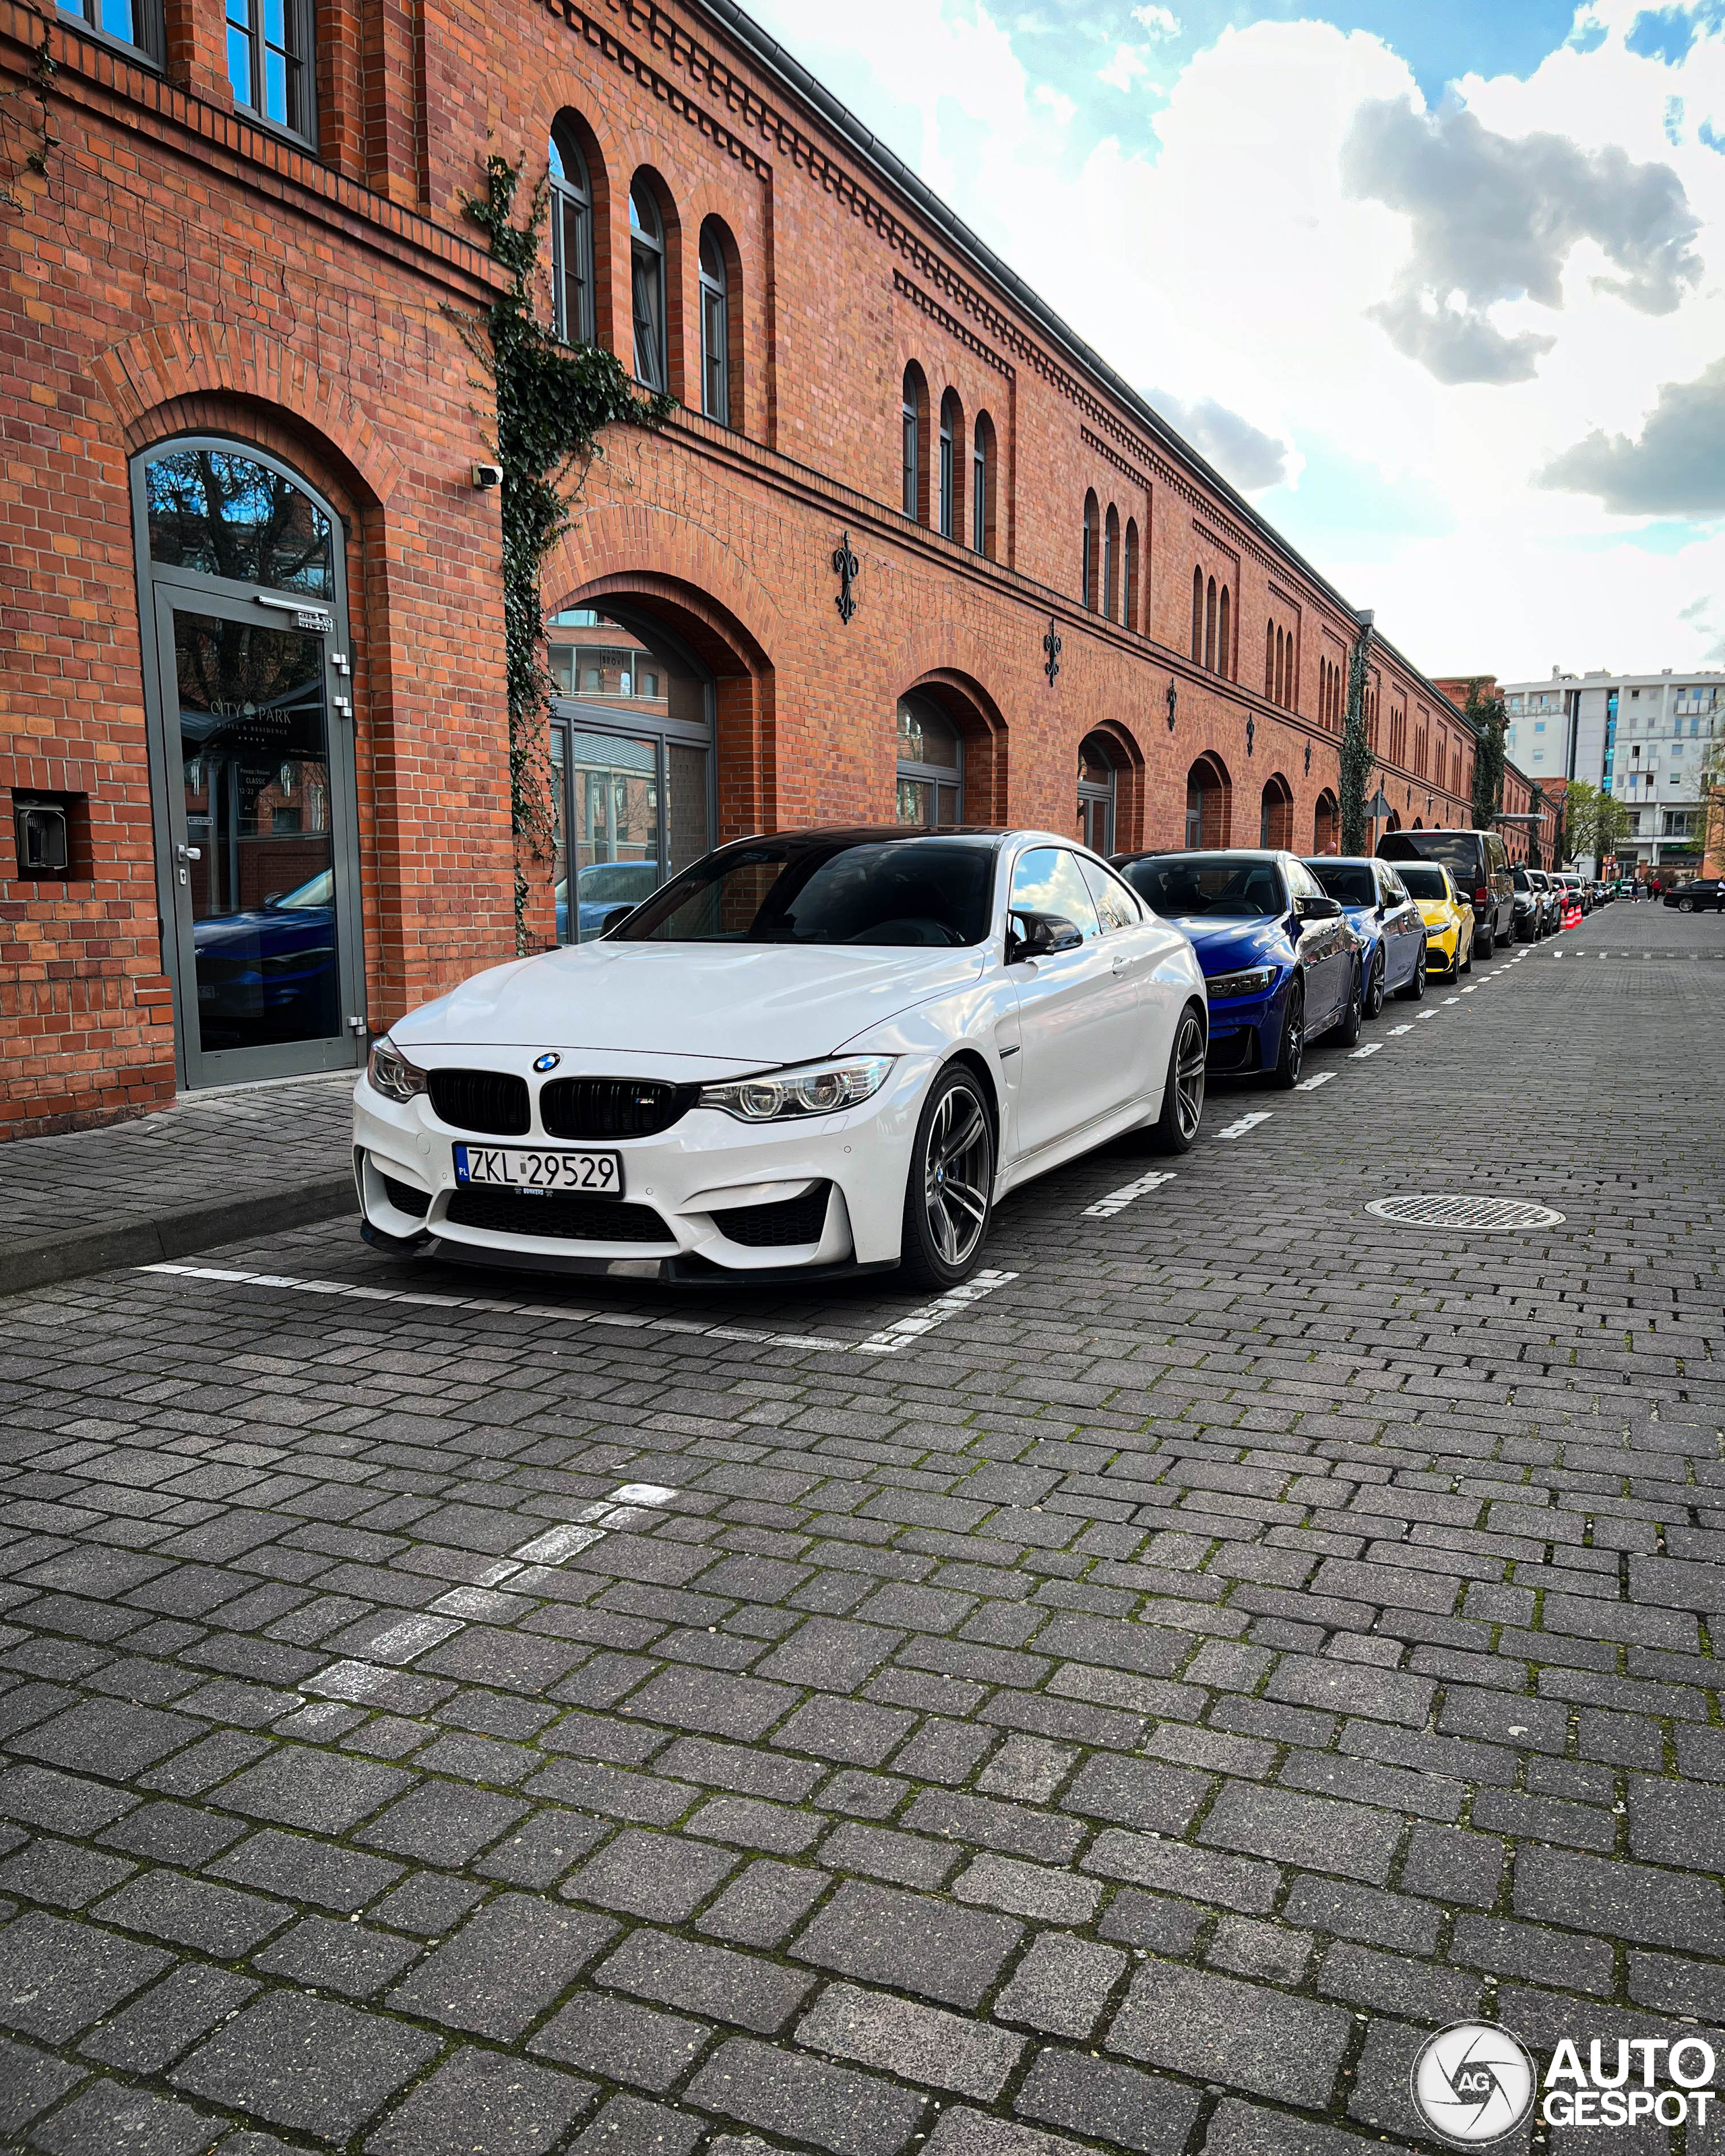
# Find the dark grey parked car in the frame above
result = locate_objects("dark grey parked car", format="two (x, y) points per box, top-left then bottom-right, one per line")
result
(1377, 827), (1515, 955)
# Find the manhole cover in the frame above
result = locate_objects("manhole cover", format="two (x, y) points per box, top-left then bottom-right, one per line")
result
(1366, 1194), (1565, 1231)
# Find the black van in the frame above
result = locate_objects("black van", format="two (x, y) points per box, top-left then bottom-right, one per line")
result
(1377, 828), (1515, 955)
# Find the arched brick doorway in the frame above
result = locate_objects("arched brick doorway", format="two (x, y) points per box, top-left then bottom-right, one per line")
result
(544, 572), (772, 941)
(1313, 788), (1340, 855)
(1185, 754), (1231, 849)
(1258, 773), (1294, 850)
(898, 671), (1008, 825)
(1077, 723), (1146, 854)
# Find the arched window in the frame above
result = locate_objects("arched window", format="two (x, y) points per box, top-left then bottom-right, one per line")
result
(1078, 734), (1117, 854)
(548, 123), (595, 345)
(697, 221), (731, 424)
(1259, 774), (1293, 850)
(1313, 788), (1340, 855)
(939, 389), (961, 540)
(1204, 577), (1217, 672)
(1185, 755), (1230, 849)
(972, 413), (995, 559)
(1275, 629), (1286, 709)
(896, 694), (962, 826)
(1103, 505), (1120, 622)
(1123, 519), (1139, 631)
(1082, 491), (1100, 609)
(902, 366), (927, 522)
(1265, 621), (1276, 701)
(629, 177), (667, 393)
(1217, 583), (1230, 680)
(1191, 568), (1205, 660)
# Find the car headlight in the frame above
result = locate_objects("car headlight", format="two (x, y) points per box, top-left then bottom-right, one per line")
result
(368, 1036), (427, 1104)
(1206, 965), (1275, 999)
(698, 1054), (896, 1122)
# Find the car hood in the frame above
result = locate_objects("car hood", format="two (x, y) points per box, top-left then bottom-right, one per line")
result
(1414, 899), (1457, 928)
(389, 941), (987, 1068)
(1166, 917), (1289, 972)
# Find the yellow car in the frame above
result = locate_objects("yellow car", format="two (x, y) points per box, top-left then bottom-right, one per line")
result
(1398, 860), (1474, 982)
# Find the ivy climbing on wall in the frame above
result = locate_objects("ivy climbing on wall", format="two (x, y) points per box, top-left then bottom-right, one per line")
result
(456, 152), (672, 950)
(1340, 614), (1375, 855)
(1465, 676), (1508, 832)
(1, 31), (57, 216)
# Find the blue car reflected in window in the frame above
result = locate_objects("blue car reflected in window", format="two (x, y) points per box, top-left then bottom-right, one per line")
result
(555, 858), (662, 942)
(191, 865), (338, 1048)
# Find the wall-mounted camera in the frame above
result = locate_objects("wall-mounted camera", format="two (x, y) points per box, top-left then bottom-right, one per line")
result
(471, 462), (503, 490)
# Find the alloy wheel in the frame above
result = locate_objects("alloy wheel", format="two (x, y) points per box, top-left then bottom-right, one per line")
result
(1366, 949), (1385, 1018)
(1174, 1013), (1206, 1140)
(922, 1081), (991, 1269)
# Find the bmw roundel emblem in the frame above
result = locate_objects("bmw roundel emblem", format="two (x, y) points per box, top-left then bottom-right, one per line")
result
(532, 1052), (561, 1073)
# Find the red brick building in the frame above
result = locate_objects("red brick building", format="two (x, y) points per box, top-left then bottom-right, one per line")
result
(3, 0), (1528, 1137)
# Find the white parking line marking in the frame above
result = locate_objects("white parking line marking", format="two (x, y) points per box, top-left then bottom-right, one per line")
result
(1460, 985), (1476, 994)
(1348, 1043), (1382, 1059)
(856, 1268), (1018, 1354)
(306, 1482), (680, 1695)
(1387, 1025), (1414, 1036)
(1083, 1170), (1177, 1217)
(138, 1261), (1016, 1359)
(1294, 1073), (1334, 1092)
(1216, 1111), (1274, 1139)
(1442, 996), (1461, 1005)
(1419, 1010), (1438, 1020)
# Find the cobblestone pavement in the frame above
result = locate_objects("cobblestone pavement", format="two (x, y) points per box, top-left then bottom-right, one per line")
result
(1, 900), (1722, 2156)
(6, 1075), (356, 1297)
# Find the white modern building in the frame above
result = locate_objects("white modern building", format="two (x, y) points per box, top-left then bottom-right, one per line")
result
(1501, 668), (1724, 874)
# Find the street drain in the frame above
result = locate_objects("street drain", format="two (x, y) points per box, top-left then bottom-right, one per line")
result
(1366, 1193), (1565, 1231)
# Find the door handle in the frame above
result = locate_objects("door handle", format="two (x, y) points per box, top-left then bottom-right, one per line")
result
(177, 845), (201, 862)
(1111, 953), (1129, 974)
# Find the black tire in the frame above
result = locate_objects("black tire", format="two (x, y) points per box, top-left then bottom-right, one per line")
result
(1364, 947), (1385, 1020)
(1147, 1003), (1206, 1154)
(1336, 961), (1362, 1046)
(1461, 934), (1472, 976)
(1267, 985), (1305, 1088)
(1444, 939), (1460, 984)
(1396, 944), (1427, 1000)
(1476, 922), (1495, 959)
(898, 1065), (995, 1290)
(1679, 897), (1695, 914)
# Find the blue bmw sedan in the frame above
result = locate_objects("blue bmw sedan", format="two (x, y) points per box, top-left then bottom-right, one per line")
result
(1305, 856), (1426, 1016)
(1113, 848), (1363, 1087)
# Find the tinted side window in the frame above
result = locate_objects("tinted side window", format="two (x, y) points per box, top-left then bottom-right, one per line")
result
(1286, 860), (1323, 902)
(1078, 856), (1142, 932)
(1381, 868), (1408, 902)
(1486, 833), (1508, 872)
(1010, 848), (1101, 939)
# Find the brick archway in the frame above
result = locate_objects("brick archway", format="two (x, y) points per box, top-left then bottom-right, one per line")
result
(1079, 720), (1146, 853)
(1259, 772), (1294, 850)
(903, 670), (1009, 825)
(1313, 788), (1340, 855)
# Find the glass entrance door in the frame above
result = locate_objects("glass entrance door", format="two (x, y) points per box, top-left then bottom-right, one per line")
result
(152, 590), (361, 1083)
(135, 440), (364, 1089)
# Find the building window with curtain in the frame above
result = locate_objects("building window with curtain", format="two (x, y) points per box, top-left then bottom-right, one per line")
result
(938, 391), (959, 539)
(902, 367), (925, 522)
(548, 127), (594, 345)
(698, 224), (729, 422)
(629, 179), (667, 393)
(225, 0), (313, 140)
(896, 695), (963, 825)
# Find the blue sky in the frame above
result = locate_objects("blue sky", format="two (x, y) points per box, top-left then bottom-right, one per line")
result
(749, 0), (1725, 676)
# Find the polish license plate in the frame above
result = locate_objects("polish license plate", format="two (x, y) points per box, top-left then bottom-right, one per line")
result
(453, 1145), (623, 1196)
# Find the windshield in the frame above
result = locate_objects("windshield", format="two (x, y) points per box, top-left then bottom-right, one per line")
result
(269, 868), (334, 910)
(1312, 864), (1377, 908)
(613, 835), (999, 946)
(1513, 868), (1532, 889)
(1398, 864), (1449, 901)
(1381, 832), (1476, 880)
(1121, 855), (1285, 919)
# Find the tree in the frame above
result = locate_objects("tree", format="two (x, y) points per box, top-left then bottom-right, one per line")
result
(1340, 612), (1375, 854)
(1698, 740), (1725, 876)
(1464, 678), (1507, 830)
(1562, 780), (1633, 871)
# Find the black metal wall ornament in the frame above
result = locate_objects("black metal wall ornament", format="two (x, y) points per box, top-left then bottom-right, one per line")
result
(1165, 680), (1177, 732)
(1042, 617), (1061, 686)
(832, 532), (859, 625)
(1304, 741), (1311, 777)
(1246, 714), (1255, 758)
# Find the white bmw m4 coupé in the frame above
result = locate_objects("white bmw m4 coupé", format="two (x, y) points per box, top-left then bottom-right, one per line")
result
(353, 827), (1208, 1288)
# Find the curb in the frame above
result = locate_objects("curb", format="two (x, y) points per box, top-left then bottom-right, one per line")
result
(1, 1176), (357, 1299)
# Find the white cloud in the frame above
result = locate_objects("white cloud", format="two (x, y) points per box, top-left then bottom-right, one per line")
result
(1131, 4), (1181, 38)
(1097, 43), (1151, 94)
(742, 0), (1725, 675)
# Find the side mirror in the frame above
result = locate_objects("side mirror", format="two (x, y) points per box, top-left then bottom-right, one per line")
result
(1296, 894), (1344, 922)
(1006, 910), (1083, 963)
(598, 906), (635, 937)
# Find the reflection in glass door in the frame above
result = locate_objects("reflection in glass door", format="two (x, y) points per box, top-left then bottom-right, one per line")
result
(168, 609), (342, 1054)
